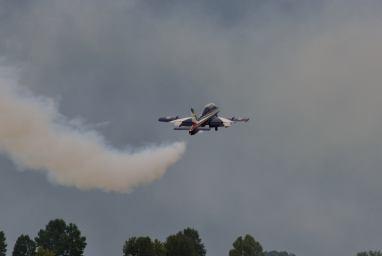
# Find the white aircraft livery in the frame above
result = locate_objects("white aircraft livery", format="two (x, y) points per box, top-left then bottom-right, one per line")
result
(159, 103), (249, 135)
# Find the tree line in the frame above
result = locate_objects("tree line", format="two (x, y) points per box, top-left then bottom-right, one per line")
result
(0, 219), (380, 256)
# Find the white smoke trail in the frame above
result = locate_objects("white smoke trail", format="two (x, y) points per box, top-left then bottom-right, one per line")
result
(0, 69), (186, 192)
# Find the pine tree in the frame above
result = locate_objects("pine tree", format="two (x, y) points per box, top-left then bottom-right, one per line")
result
(0, 231), (6, 256)
(13, 235), (36, 256)
(35, 219), (86, 256)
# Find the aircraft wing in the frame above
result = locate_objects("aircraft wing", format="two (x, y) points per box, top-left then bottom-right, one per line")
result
(215, 116), (249, 128)
(230, 117), (250, 122)
(158, 116), (179, 122)
(170, 117), (193, 127)
(218, 117), (234, 127)
(158, 116), (194, 126)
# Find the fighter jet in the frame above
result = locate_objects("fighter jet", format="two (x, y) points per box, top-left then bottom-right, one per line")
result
(158, 103), (249, 135)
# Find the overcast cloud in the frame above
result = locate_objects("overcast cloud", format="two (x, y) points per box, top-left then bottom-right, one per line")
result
(1, 0), (382, 255)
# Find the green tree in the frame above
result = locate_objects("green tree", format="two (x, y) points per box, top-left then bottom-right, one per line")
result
(35, 219), (86, 256)
(264, 251), (296, 256)
(165, 233), (196, 256)
(357, 251), (382, 256)
(35, 248), (55, 256)
(153, 239), (166, 256)
(0, 231), (6, 256)
(123, 237), (166, 256)
(183, 228), (206, 256)
(229, 234), (264, 256)
(123, 236), (154, 256)
(13, 235), (36, 256)
(165, 228), (206, 256)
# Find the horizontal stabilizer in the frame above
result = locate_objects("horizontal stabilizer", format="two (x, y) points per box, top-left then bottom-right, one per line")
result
(158, 116), (179, 122)
(231, 117), (249, 122)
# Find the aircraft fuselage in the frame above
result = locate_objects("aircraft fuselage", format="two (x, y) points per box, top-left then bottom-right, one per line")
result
(158, 103), (249, 135)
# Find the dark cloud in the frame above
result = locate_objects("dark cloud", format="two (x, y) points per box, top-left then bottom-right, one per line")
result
(1, 0), (382, 255)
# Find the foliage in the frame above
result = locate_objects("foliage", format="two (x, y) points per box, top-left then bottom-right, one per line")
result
(357, 251), (382, 256)
(0, 231), (6, 256)
(165, 232), (197, 256)
(11, 219), (382, 256)
(123, 236), (154, 256)
(35, 248), (55, 256)
(123, 236), (166, 256)
(229, 234), (264, 256)
(264, 251), (296, 256)
(183, 228), (206, 256)
(35, 219), (86, 256)
(165, 228), (206, 256)
(153, 239), (166, 256)
(13, 234), (36, 256)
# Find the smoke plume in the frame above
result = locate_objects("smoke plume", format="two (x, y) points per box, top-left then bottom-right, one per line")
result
(0, 70), (186, 192)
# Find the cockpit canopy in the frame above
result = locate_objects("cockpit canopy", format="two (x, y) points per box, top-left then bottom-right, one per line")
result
(202, 103), (218, 116)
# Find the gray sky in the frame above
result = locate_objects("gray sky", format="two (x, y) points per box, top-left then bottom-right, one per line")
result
(1, 0), (382, 255)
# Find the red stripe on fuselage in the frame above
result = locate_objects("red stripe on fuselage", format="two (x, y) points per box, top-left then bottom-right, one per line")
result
(189, 109), (219, 132)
